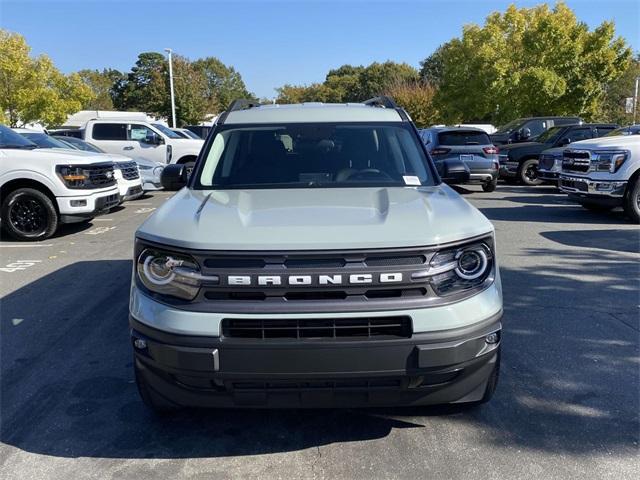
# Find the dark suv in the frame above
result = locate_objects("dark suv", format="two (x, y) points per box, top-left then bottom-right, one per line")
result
(498, 123), (618, 185)
(490, 116), (582, 146)
(420, 127), (500, 192)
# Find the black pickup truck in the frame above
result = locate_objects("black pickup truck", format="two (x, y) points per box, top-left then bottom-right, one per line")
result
(490, 116), (582, 146)
(498, 123), (618, 185)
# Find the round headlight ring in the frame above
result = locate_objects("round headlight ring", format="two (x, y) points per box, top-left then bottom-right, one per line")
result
(142, 254), (177, 286)
(454, 248), (489, 280)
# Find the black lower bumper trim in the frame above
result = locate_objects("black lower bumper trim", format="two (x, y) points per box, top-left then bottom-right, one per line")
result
(130, 312), (502, 408)
(60, 193), (119, 223)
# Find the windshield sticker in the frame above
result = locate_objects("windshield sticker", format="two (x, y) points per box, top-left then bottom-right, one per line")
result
(403, 176), (421, 186)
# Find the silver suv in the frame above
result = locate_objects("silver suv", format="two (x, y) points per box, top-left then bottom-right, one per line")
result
(129, 97), (503, 411)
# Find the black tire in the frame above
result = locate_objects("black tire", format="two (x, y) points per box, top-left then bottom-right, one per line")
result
(623, 177), (640, 224)
(482, 178), (498, 192)
(1, 188), (58, 241)
(519, 159), (542, 186)
(134, 359), (179, 415)
(579, 202), (614, 212)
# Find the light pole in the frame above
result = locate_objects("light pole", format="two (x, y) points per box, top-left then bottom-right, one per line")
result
(633, 76), (639, 125)
(164, 48), (177, 127)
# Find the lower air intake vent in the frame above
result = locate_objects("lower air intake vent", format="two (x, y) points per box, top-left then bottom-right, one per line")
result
(222, 316), (412, 340)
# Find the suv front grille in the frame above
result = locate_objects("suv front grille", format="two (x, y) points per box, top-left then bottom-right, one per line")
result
(119, 162), (140, 180)
(562, 150), (590, 173)
(222, 316), (412, 340)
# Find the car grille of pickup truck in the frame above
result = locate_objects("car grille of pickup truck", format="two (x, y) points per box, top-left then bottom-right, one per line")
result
(87, 164), (117, 188)
(119, 162), (140, 180)
(562, 150), (590, 173)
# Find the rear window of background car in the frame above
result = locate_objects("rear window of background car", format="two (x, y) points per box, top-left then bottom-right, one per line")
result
(438, 131), (491, 146)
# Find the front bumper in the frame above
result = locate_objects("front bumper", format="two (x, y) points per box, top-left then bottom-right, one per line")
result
(131, 312), (502, 408)
(468, 169), (498, 184)
(57, 187), (120, 223)
(499, 161), (519, 178)
(538, 169), (560, 182)
(559, 175), (626, 204)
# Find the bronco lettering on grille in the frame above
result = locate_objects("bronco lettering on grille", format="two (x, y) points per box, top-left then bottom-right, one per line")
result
(227, 273), (403, 286)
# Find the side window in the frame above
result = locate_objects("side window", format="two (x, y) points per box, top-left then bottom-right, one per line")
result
(129, 124), (159, 143)
(524, 120), (546, 137)
(594, 127), (616, 137)
(565, 128), (592, 143)
(92, 123), (127, 141)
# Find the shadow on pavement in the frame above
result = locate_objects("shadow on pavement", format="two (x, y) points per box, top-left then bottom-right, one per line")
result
(541, 229), (640, 254)
(1, 251), (638, 459)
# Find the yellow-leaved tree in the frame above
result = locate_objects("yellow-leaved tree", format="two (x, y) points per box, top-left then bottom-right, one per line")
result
(0, 30), (94, 127)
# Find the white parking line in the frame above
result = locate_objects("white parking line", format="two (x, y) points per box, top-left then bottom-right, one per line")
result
(0, 244), (54, 248)
(93, 218), (113, 222)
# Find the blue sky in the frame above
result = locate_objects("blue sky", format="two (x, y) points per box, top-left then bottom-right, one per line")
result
(1, 0), (638, 99)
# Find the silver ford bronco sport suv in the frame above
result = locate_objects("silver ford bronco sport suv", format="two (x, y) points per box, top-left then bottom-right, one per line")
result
(130, 97), (503, 411)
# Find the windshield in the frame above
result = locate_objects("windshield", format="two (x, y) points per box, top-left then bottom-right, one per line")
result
(0, 125), (37, 149)
(152, 123), (182, 139)
(495, 118), (524, 134)
(604, 126), (640, 137)
(181, 129), (201, 139)
(20, 132), (70, 149)
(54, 136), (104, 153)
(195, 123), (435, 189)
(535, 126), (564, 143)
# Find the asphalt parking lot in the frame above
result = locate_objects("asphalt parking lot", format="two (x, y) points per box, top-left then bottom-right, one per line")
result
(1, 185), (638, 480)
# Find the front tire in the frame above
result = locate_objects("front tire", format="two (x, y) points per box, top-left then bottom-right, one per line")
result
(1, 188), (58, 241)
(519, 159), (542, 186)
(623, 177), (640, 224)
(482, 178), (498, 192)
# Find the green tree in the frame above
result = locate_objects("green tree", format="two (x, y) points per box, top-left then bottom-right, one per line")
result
(0, 30), (93, 127)
(77, 68), (124, 110)
(192, 57), (253, 113)
(112, 52), (167, 115)
(171, 55), (209, 126)
(600, 54), (640, 124)
(424, 2), (631, 124)
(385, 81), (440, 128)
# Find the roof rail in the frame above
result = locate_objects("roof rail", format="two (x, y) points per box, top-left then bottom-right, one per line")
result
(363, 96), (398, 109)
(217, 99), (262, 125)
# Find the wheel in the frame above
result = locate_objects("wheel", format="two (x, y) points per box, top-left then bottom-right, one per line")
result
(482, 178), (498, 192)
(134, 359), (179, 415)
(1, 188), (58, 241)
(519, 159), (542, 186)
(623, 177), (640, 223)
(579, 202), (614, 212)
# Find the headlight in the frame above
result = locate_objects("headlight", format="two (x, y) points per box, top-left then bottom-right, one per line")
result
(56, 165), (91, 188)
(428, 240), (494, 296)
(593, 150), (628, 173)
(137, 248), (203, 300)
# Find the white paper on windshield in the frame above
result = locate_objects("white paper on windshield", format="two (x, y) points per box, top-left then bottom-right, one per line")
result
(403, 175), (421, 186)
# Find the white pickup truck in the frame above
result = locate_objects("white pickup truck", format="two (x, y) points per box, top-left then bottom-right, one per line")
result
(559, 135), (640, 223)
(0, 125), (120, 240)
(54, 119), (204, 171)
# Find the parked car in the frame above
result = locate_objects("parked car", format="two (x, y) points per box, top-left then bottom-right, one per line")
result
(172, 128), (202, 139)
(53, 135), (164, 192)
(130, 97), (503, 412)
(0, 125), (119, 240)
(603, 125), (640, 137)
(499, 123), (618, 185)
(52, 119), (204, 173)
(490, 116), (583, 145)
(456, 123), (497, 134)
(185, 125), (212, 139)
(15, 129), (143, 202)
(420, 127), (500, 192)
(559, 135), (640, 223)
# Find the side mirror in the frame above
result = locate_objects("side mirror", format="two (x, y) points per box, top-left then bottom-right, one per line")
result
(161, 163), (187, 190)
(517, 128), (531, 140)
(559, 137), (570, 146)
(143, 134), (164, 145)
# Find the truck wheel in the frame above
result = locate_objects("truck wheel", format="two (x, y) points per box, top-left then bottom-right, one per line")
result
(134, 359), (180, 415)
(519, 159), (542, 186)
(1, 188), (58, 241)
(482, 178), (498, 192)
(623, 178), (640, 224)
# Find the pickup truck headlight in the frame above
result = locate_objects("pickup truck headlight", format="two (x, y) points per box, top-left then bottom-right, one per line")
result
(593, 150), (628, 173)
(428, 240), (494, 296)
(56, 165), (90, 188)
(137, 248), (203, 300)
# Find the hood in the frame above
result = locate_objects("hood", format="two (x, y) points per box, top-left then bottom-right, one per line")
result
(540, 146), (566, 156)
(137, 186), (494, 251)
(564, 135), (640, 151)
(2, 148), (111, 165)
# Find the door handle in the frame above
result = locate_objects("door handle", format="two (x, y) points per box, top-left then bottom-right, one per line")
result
(123, 146), (134, 151)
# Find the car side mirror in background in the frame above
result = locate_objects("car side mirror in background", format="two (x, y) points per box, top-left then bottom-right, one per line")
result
(517, 128), (531, 140)
(143, 135), (164, 146)
(559, 137), (571, 146)
(161, 163), (188, 190)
